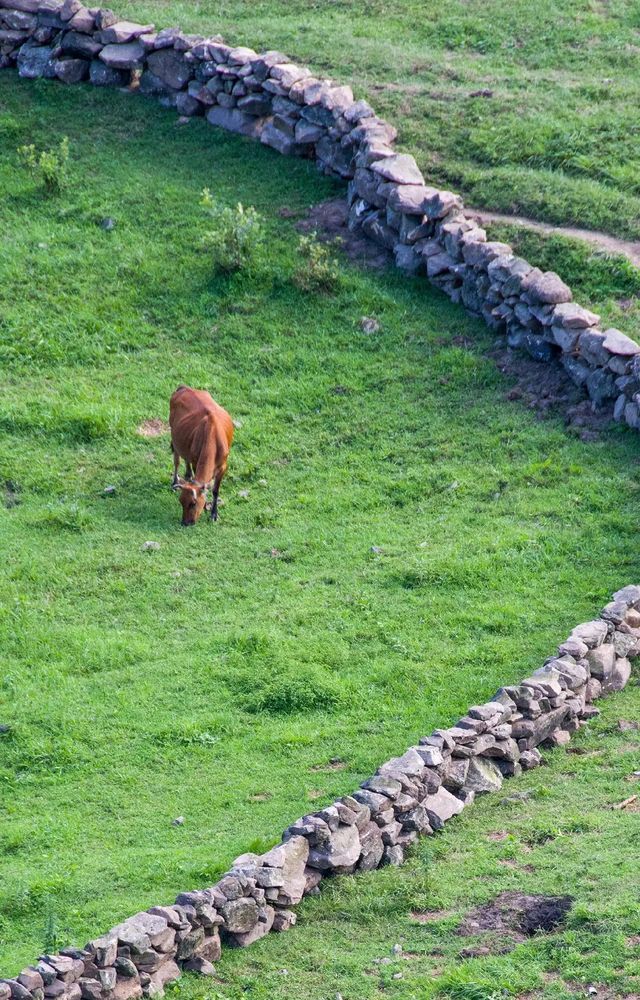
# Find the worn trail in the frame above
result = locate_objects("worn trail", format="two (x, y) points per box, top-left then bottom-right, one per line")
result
(468, 208), (640, 269)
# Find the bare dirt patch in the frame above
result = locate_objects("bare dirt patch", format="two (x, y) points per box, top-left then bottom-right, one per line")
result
(458, 892), (573, 944)
(137, 419), (169, 437)
(296, 198), (392, 270)
(489, 344), (615, 439)
(411, 910), (454, 923)
(310, 757), (347, 772)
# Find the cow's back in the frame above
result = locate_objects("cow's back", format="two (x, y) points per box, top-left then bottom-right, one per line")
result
(170, 386), (233, 461)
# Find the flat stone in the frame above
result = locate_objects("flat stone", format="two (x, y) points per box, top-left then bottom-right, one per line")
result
(422, 787), (465, 830)
(98, 41), (145, 69)
(523, 269), (572, 304)
(378, 747), (425, 777)
(370, 154), (424, 185)
(552, 302), (600, 329)
(206, 106), (263, 138)
(96, 20), (153, 44)
(603, 327), (640, 356)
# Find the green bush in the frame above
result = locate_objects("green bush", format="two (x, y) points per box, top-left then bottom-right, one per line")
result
(200, 189), (266, 273)
(293, 233), (342, 293)
(17, 137), (69, 193)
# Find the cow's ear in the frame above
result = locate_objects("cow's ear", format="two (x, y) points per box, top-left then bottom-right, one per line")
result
(172, 477), (186, 491)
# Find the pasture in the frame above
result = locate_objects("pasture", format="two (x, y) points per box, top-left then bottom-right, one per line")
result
(1, 1), (640, 994)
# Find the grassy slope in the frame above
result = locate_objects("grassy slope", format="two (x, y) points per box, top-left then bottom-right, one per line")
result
(0, 68), (639, 997)
(108, 0), (640, 240)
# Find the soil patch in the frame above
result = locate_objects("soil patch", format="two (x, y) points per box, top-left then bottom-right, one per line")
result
(458, 892), (573, 941)
(296, 198), (392, 270)
(137, 419), (169, 437)
(489, 344), (615, 439)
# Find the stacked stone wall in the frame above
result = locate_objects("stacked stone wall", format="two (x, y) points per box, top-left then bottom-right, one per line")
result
(2, 0), (640, 426)
(1, 585), (638, 990)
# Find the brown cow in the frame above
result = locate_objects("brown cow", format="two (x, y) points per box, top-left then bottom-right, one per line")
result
(169, 385), (234, 526)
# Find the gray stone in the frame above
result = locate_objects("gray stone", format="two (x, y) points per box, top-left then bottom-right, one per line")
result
(220, 897), (258, 934)
(227, 906), (274, 948)
(98, 41), (144, 69)
(53, 56), (89, 82)
(552, 302), (600, 329)
(96, 20), (153, 44)
(422, 788), (465, 830)
(357, 821), (385, 871)
(603, 328), (640, 357)
(571, 620), (608, 648)
(89, 58), (127, 85)
(17, 43), (55, 78)
(206, 106), (263, 138)
(307, 823), (361, 872)
(146, 47), (192, 88)
(370, 153), (424, 185)
(463, 758), (503, 794)
(585, 642), (615, 681)
(523, 269), (572, 304)
(609, 657), (632, 691)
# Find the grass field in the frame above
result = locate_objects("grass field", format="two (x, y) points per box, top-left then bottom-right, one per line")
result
(1, 5), (640, 994)
(108, 0), (640, 240)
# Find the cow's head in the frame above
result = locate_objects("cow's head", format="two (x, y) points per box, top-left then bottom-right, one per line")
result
(173, 478), (207, 526)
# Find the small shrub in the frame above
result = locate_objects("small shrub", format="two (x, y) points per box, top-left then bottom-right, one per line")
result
(200, 189), (265, 273)
(17, 137), (70, 193)
(293, 234), (342, 293)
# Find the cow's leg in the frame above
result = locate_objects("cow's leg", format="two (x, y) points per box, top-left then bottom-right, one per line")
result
(185, 461), (194, 480)
(210, 468), (225, 521)
(171, 442), (180, 486)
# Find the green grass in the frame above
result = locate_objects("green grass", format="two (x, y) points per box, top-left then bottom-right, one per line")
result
(107, 0), (640, 240)
(1, 63), (639, 998)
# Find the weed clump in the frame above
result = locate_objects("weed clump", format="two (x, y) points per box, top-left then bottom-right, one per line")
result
(242, 669), (343, 714)
(201, 189), (266, 273)
(17, 137), (69, 193)
(293, 234), (342, 293)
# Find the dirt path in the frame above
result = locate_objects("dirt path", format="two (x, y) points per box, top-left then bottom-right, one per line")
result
(467, 208), (640, 268)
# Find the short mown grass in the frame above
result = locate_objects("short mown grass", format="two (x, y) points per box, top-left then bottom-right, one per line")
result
(0, 69), (639, 996)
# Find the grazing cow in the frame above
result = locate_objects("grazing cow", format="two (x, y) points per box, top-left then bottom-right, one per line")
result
(169, 385), (234, 526)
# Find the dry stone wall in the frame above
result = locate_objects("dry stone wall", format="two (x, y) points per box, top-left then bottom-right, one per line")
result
(1, 585), (638, 992)
(2, 0), (640, 428)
